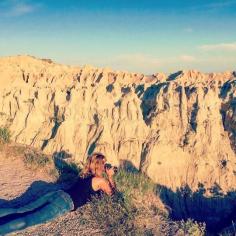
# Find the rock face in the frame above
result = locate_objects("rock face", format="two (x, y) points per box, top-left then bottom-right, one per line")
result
(0, 55), (235, 193)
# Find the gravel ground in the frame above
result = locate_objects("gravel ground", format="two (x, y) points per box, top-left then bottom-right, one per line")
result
(11, 208), (103, 236)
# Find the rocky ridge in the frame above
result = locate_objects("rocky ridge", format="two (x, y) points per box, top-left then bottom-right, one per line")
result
(0, 55), (235, 193)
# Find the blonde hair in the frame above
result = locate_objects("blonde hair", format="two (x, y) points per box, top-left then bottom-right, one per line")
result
(81, 152), (106, 178)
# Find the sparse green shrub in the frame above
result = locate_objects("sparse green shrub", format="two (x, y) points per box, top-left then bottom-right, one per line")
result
(114, 169), (157, 213)
(0, 126), (11, 144)
(23, 150), (50, 169)
(115, 169), (155, 197)
(11, 145), (27, 155)
(85, 192), (137, 236)
(178, 219), (206, 236)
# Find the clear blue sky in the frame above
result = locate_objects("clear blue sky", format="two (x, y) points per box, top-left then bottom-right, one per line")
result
(0, 0), (236, 74)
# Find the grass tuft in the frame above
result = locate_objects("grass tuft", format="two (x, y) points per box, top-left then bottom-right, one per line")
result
(178, 219), (206, 236)
(23, 149), (59, 179)
(87, 193), (135, 235)
(23, 149), (51, 169)
(0, 127), (11, 144)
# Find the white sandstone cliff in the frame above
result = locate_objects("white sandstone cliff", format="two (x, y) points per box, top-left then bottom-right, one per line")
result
(0, 55), (235, 193)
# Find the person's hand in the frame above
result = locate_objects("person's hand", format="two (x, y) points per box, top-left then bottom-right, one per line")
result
(105, 167), (115, 178)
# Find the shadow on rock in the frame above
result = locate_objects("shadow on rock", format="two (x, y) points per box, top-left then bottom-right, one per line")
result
(167, 71), (182, 81)
(140, 82), (169, 125)
(52, 150), (81, 183)
(116, 160), (236, 233)
(119, 160), (139, 173)
(157, 183), (236, 233)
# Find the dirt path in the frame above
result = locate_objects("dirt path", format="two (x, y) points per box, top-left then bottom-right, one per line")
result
(0, 156), (58, 208)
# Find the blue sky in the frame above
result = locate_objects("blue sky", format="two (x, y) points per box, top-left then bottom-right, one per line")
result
(0, 0), (236, 74)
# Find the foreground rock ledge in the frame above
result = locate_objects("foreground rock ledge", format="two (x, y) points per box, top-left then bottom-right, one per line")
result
(0, 55), (235, 193)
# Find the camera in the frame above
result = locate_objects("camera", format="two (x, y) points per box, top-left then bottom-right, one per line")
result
(104, 163), (118, 174)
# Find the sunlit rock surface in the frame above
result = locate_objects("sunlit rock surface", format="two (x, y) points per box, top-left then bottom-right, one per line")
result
(0, 55), (235, 193)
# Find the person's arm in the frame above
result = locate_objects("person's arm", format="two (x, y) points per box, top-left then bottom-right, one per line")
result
(107, 175), (116, 191)
(105, 166), (117, 191)
(92, 167), (117, 195)
(92, 177), (114, 195)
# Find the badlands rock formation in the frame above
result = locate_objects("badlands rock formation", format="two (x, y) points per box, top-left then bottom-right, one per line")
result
(0, 55), (235, 193)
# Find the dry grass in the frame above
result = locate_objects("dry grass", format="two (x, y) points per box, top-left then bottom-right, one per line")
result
(78, 169), (206, 236)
